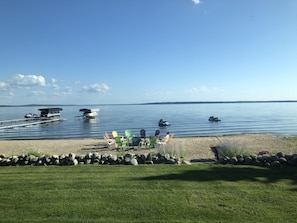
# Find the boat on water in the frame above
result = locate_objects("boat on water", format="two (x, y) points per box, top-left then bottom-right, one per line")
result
(79, 108), (99, 119)
(39, 108), (63, 119)
(24, 113), (39, 119)
(158, 118), (170, 127)
(208, 116), (221, 122)
(1, 108), (64, 130)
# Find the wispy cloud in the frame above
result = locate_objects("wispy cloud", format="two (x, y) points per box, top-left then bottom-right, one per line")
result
(31, 91), (45, 96)
(49, 78), (59, 89)
(187, 86), (210, 93)
(192, 0), (201, 5)
(0, 82), (9, 91)
(10, 74), (46, 87)
(82, 83), (110, 93)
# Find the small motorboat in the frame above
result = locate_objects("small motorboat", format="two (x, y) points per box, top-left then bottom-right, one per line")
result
(24, 113), (39, 119)
(158, 118), (170, 127)
(208, 116), (221, 122)
(79, 108), (99, 119)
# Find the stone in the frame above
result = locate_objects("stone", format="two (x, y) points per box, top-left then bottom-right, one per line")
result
(279, 157), (288, 165)
(230, 157), (238, 165)
(124, 153), (133, 163)
(182, 160), (192, 165)
(244, 156), (253, 164)
(130, 158), (138, 165)
(73, 159), (78, 166)
(276, 152), (284, 158)
(271, 161), (281, 167)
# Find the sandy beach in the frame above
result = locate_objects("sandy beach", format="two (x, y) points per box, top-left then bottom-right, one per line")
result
(1, 134), (297, 161)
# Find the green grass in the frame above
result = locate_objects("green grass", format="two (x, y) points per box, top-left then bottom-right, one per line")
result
(0, 164), (297, 222)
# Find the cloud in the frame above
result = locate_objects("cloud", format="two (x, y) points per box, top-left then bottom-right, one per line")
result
(61, 87), (72, 95)
(0, 82), (9, 91)
(192, 0), (200, 5)
(31, 91), (45, 96)
(199, 86), (210, 92)
(10, 74), (46, 87)
(49, 78), (60, 89)
(82, 83), (110, 93)
(186, 86), (209, 93)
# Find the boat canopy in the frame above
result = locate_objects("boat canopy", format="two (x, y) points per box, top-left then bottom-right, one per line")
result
(79, 108), (100, 113)
(39, 108), (63, 117)
(39, 108), (63, 113)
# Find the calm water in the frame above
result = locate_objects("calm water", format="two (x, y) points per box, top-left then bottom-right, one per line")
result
(0, 102), (297, 139)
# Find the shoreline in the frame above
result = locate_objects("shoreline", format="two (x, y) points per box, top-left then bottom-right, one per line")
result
(1, 134), (297, 161)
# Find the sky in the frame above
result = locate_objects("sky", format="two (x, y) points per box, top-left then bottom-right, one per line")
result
(0, 0), (297, 105)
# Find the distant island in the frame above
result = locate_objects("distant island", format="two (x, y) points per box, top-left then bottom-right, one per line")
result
(142, 100), (297, 105)
(1, 100), (297, 107)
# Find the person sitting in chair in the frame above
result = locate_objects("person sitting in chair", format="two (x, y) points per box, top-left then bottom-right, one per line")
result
(158, 131), (170, 144)
(155, 129), (161, 139)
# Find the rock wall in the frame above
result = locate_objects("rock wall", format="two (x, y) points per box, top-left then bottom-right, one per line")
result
(0, 152), (191, 166)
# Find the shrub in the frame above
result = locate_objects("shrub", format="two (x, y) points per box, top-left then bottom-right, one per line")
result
(155, 142), (187, 160)
(22, 148), (44, 157)
(218, 140), (249, 158)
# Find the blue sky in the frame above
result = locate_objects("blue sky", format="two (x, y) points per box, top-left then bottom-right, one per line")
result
(0, 0), (296, 105)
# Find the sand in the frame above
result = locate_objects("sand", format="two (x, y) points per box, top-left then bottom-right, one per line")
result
(1, 134), (297, 160)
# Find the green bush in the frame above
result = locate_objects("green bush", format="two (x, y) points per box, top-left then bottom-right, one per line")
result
(219, 140), (249, 157)
(22, 148), (44, 157)
(156, 142), (187, 160)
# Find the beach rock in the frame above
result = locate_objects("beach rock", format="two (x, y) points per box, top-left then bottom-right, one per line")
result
(271, 161), (281, 167)
(130, 158), (138, 166)
(270, 155), (279, 162)
(276, 152), (284, 158)
(244, 156), (253, 165)
(73, 159), (78, 166)
(108, 154), (117, 162)
(230, 157), (238, 165)
(53, 159), (60, 165)
(166, 159), (177, 164)
(92, 152), (101, 160)
(146, 153), (153, 162)
(279, 157), (288, 165)
(144, 160), (154, 165)
(182, 160), (192, 165)
(138, 154), (147, 164)
(164, 153), (170, 160)
(262, 154), (271, 162)
(236, 155), (244, 164)
(124, 153), (133, 163)
(84, 159), (92, 165)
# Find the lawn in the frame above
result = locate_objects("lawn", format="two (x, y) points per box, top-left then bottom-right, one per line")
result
(0, 164), (296, 222)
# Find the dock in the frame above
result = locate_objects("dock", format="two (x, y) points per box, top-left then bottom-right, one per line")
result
(0, 118), (64, 130)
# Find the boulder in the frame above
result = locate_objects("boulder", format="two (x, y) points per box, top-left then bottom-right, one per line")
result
(130, 158), (138, 166)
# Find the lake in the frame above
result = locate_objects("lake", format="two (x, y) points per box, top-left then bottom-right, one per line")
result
(0, 102), (297, 139)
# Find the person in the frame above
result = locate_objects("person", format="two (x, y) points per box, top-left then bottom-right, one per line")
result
(155, 129), (161, 138)
(158, 131), (170, 144)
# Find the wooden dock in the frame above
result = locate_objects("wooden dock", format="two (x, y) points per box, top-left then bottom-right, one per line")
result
(0, 118), (64, 130)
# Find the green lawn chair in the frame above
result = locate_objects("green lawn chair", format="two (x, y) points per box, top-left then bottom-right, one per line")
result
(114, 137), (127, 150)
(125, 129), (133, 146)
(145, 136), (157, 149)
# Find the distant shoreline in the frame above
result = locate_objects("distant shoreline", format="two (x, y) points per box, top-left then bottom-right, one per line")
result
(1, 100), (297, 107)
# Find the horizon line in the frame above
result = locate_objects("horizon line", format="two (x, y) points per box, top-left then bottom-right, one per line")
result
(1, 100), (297, 107)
